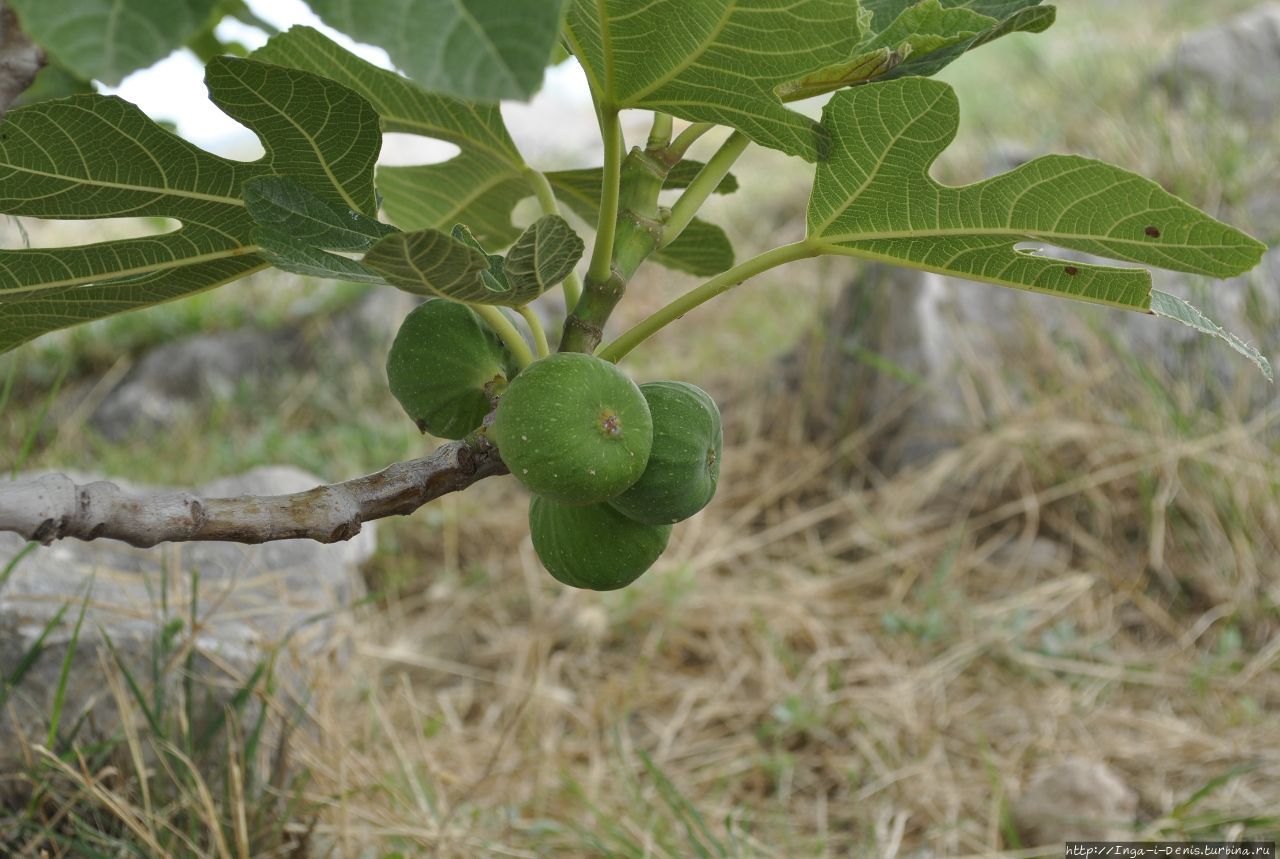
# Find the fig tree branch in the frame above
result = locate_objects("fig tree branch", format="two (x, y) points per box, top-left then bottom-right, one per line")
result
(0, 437), (508, 548)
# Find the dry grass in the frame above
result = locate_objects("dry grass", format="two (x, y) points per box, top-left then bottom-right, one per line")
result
(270, 314), (1279, 856)
(8, 329), (1277, 855)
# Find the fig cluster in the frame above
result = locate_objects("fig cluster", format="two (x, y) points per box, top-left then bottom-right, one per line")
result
(494, 353), (723, 590)
(387, 303), (723, 591)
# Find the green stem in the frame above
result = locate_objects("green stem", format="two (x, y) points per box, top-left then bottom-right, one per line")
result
(526, 167), (561, 218)
(559, 111), (675, 355)
(647, 113), (673, 150)
(558, 143), (670, 354)
(665, 122), (715, 163)
(563, 271), (584, 312)
(597, 241), (819, 363)
(517, 305), (550, 359)
(225, 0), (280, 34)
(662, 130), (750, 250)
(472, 304), (533, 369)
(587, 111), (624, 285)
(525, 167), (583, 310)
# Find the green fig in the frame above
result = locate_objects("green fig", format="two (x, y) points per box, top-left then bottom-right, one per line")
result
(386, 300), (513, 439)
(492, 352), (652, 505)
(529, 495), (671, 590)
(608, 381), (722, 525)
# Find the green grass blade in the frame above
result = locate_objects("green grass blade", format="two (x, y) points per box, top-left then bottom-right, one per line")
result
(0, 353), (18, 415)
(11, 358), (67, 478)
(0, 599), (70, 713)
(1171, 763), (1260, 818)
(98, 627), (163, 737)
(639, 749), (724, 859)
(195, 660), (268, 752)
(1, 540), (37, 590)
(46, 588), (92, 748)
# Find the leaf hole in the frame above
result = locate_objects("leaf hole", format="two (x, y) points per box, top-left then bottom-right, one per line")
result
(1, 216), (183, 250)
(377, 134), (462, 167)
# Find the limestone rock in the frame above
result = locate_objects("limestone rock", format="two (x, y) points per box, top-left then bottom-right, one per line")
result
(90, 326), (303, 440)
(1158, 4), (1280, 122)
(797, 245), (1277, 470)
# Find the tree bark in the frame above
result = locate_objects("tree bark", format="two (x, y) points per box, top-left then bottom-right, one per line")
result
(0, 1), (44, 117)
(0, 437), (508, 547)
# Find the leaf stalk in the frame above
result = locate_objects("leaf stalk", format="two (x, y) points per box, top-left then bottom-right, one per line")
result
(662, 130), (750, 250)
(472, 304), (533, 369)
(665, 122), (716, 163)
(525, 167), (583, 309)
(586, 111), (625, 285)
(517, 305), (550, 359)
(598, 240), (819, 362)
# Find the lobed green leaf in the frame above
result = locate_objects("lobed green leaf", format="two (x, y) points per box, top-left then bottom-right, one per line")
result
(364, 228), (493, 301)
(303, 0), (569, 103)
(8, 0), (219, 85)
(0, 56), (383, 353)
(244, 175), (398, 252)
(504, 215), (585, 297)
(546, 164), (736, 276)
(253, 228), (391, 286)
(783, 0), (1054, 99)
(365, 217), (583, 305)
(253, 27), (534, 246)
(657, 220), (737, 277)
(564, 0), (867, 161)
(807, 77), (1266, 312)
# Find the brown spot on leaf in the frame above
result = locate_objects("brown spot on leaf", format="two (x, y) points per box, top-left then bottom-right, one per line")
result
(1064, 266), (1079, 276)
(1145, 225), (1161, 238)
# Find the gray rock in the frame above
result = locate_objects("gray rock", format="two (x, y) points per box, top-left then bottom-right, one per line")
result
(1012, 758), (1138, 847)
(85, 288), (430, 441)
(1246, 190), (1280, 242)
(0, 465), (372, 775)
(1158, 3), (1280, 122)
(794, 245), (1277, 470)
(90, 326), (303, 440)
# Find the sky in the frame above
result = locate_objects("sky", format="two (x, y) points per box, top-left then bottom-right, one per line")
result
(103, 0), (601, 165)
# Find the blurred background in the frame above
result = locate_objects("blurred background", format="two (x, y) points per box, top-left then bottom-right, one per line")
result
(1, 0), (1278, 855)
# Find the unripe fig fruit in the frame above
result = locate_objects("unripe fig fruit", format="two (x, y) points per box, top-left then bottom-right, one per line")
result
(608, 381), (722, 525)
(529, 495), (671, 590)
(492, 352), (652, 505)
(386, 299), (514, 439)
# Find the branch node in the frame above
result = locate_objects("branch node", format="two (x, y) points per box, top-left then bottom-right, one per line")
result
(329, 521), (362, 542)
